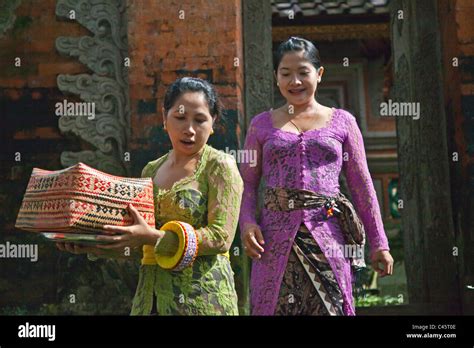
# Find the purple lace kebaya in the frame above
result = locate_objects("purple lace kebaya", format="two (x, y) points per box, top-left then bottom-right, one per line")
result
(239, 108), (390, 316)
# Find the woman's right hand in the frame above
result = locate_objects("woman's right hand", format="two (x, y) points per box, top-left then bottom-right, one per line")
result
(242, 223), (265, 259)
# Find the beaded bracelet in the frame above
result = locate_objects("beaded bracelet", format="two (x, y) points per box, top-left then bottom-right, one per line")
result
(173, 221), (199, 271)
(155, 221), (199, 271)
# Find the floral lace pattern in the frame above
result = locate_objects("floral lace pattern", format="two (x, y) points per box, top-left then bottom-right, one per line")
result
(131, 145), (243, 315)
(239, 109), (390, 316)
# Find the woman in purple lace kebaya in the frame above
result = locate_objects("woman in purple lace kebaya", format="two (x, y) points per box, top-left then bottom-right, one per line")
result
(239, 37), (394, 316)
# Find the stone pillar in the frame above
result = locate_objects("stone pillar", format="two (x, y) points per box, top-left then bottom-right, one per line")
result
(243, 0), (274, 129)
(390, 0), (462, 314)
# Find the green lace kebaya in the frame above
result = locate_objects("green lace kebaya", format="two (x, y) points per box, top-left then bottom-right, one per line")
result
(131, 144), (243, 315)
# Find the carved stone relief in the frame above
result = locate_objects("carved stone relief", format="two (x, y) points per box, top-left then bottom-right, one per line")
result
(55, 0), (130, 176)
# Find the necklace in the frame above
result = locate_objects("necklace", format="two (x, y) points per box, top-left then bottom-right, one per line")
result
(285, 103), (327, 133)
(285, 105), (301, 133)
(288, 119), (301, 133)
(285, 106), (303, 133)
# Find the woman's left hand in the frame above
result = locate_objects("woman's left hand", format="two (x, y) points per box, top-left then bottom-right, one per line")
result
(96, 204), (162, 250)
(371, 250), (394, 277)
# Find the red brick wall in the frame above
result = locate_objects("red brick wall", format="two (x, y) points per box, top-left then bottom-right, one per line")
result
(0, 0), (88, 89)
(0, 0), (87, 229)
(0, 0), (88, 177)
(0, 0), (90, 309)
(126, 0), (244, 166)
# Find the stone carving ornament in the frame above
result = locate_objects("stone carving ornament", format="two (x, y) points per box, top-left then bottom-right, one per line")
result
(54, 0), (137, 317)
(55, 0), (130, 176)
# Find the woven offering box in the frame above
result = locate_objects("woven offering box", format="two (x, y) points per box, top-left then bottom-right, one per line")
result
(15, 163), (155, 233)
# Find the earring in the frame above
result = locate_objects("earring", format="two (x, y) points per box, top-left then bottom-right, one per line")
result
(163, 124), (167, 131)
(210, 128), (214, 135)
(277, 82), (280, 86)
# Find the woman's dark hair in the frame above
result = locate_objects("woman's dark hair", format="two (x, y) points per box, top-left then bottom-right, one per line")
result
(273, 36), (321, 71)
(163, 77), (222, 119)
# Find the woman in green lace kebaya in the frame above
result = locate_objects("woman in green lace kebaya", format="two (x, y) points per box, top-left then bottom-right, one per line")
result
(56, 77), (243, 315)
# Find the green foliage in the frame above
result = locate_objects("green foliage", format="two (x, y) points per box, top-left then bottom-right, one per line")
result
(0, 305), (30, 315)
(355, 294), (403, 307)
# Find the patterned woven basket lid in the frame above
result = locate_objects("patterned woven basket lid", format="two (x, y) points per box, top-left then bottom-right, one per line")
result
(15, 162), (155, 234)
